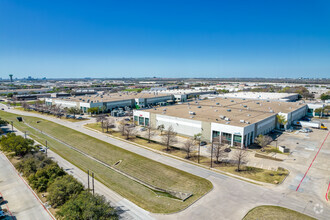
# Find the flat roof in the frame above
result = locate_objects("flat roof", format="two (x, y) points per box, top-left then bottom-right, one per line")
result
(52, 92), (173, 103)
(142, 97), (306, 127)
(217, 92), (299, 100)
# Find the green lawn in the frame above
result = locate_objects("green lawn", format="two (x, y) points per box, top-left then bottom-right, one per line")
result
(0, 111), (212, 213)
(243, 205), (316, 220)
(86, 123), (289, 184)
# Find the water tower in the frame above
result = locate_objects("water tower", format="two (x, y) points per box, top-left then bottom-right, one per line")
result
(9, 74), (13, 82)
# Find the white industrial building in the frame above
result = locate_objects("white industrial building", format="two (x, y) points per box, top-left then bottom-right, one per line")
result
(215, 92), (299, 102)
(134, 97), (307, 148)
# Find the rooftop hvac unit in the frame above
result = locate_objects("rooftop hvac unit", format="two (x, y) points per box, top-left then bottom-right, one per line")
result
(227, 109), (231, 112)
(225, 117), (230, 121)
(215, 109), (218, 112)
(197, 106), (202, 108)
(243, 105), (247, 108)
(240, 120), (245, 123)
(245, 121), (250, 124)
(219, 115), (225, 119)
(190, 116), (194, 119)
(256, 102), (260, 104)
(270, 110), (274, 113)
(189, 111), (196, 115)
(247, 114), (251, 116)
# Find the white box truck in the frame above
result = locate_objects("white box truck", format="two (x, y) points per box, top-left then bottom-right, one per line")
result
(293, 121), (327, 130)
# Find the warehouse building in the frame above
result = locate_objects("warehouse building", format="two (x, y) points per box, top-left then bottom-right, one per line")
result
(133, 97), (307, 148)
(45, 92), (175, 113)
(215, 92), (299, 102)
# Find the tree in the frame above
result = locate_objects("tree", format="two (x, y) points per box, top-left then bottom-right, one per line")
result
(87, 107), (99, 115)
(157, 124), (165, 135)
(28, 163), (66, 192)
(233, 149), (248, 172)
(320, 93), (330, 101)
(118, 119), (126, 136)
(183, 139), (194, 159)
(193, 133), (202, 163)
(276, 114), (287, 130)
(67, 107), (81, 117)
(123, 125), (136, 140)
(56, 191), (118, 220)
(21, 102), (29, 111)
(0, 117), (8, 127)
(255, 134), (272, 151)
(15, 153), (53, 177)
(213, 137), (225, 164)
(161, 126), (177, 151)
(47, 175), (84, 208)
(103, 118), (115, 133)
(0, 133), (35, 157)
(96, 115), (106, 132)
(146, 125), (155, 143)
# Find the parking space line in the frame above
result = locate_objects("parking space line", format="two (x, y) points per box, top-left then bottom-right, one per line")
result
(296, 131), (330, 192)
(326, 181), (330, 201)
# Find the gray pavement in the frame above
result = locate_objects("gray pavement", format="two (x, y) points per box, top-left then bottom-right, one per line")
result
(0, 152), (53, 220)
(2, 105), (330, 220)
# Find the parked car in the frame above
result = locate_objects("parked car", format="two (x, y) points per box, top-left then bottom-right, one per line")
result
(124, 118), (131, 121)
(301, 117), (311, 121)
(76, 117), (83, 120)
(140, 127), (147, 131)
(200, 141), (207, 146)
(0, 210), (6, 219)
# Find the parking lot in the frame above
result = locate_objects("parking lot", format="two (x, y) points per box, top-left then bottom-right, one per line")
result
(0, 152), (53, 220)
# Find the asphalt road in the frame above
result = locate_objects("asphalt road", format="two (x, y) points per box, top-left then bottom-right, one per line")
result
(2, 105), (330, 220)
(0, 152), (53, 220)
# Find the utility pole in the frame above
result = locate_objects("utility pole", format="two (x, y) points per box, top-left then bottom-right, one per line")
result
(10, 121), (13, 132)
(198, 139), (201, 164)
(87, 170), (90, 192)
(92, 172), (95, 195)
(24, 131), (27, 139)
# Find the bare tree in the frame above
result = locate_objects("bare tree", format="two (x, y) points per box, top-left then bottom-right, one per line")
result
(118, 119), (126, 136)
(146, 125), (155, 143)
(233, 149), (248, 172)
(161, 126), (177, 151)
(96, 115), (106, 132)
(21, 102), (29, 111)
(124, 125), (136, 140)
(183, 138), (194, 159)
(103, 118), (115, 133)
(213, 137), (225, 164)
(255, 134), (272, 151)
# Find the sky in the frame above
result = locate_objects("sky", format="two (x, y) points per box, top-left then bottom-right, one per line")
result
(0, 0), (330, 79)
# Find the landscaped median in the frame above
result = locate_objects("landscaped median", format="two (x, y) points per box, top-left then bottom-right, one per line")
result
(85, 122), (289, 185)
(243, 205), (316, 220)
(0, 111), (213, 213)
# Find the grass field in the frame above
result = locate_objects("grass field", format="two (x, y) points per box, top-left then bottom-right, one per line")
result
(0, 111), (212, 213)
(243, 205), (316, 220)
(86, 123), (289, 184)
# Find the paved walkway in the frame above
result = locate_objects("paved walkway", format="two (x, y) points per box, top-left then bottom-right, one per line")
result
(2, 105), (330, 220)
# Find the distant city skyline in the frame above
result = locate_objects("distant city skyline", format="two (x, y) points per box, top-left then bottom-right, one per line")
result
(1, 0), (330, 79)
